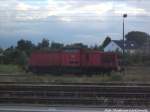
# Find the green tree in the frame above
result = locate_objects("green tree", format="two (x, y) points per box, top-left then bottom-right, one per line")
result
(17, 39), (35, 55)
(0, 47), (3, 64)
(98, 45), (104, 51)
(125, 31), (150, 45)
(0, 47), (3, 54)
(102, 36), (111, 48)
(18, 51), (28, 67)
(3, 46), (19, 64)
(65, 43), (88, 49)
(93, 44), (99, 50)
(37, 38), (49, 49)
(50, 42), (64, 49)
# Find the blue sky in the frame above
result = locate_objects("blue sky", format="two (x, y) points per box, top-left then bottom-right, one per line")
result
(0, 0), (150, 48)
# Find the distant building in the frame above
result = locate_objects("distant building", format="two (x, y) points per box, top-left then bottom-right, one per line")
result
(104, 40), (139, 54)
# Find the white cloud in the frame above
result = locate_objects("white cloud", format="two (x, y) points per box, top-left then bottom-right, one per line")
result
(114, 4), (147, 16)
(60, 17), (72, 22)
(78, 3), (113, 15)
(46, 0), (72, 16)
(16, 2), (38, 11)
(0, 0), (113, 22)
(45, 1), (114, 22)
(0, 0), (149, 22)
(16, 2), (31, 11)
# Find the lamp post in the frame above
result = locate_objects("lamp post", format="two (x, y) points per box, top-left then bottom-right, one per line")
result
(123, 14), (127, 74)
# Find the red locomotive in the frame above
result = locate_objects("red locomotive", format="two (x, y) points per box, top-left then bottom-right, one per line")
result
(28, 49), (120, 74)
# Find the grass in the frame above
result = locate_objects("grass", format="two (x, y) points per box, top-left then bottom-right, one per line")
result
(0, 64), (150, 83)
(122, 66), (150, 82)
(0, 72), (124, 83)
(0, 64), (23, 74)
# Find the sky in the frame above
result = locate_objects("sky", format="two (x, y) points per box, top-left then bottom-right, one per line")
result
(0, 0), (150, 48)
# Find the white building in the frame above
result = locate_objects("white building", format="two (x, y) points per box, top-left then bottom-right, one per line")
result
(104, 40), (139, 54)
(104, 40), (122, 52)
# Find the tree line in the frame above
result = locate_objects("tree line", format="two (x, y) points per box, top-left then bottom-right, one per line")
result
(0, 38), (102, 67)
(0, 31), (150, 67)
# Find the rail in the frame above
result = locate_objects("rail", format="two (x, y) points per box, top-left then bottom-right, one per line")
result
(0, 83), (149, 107)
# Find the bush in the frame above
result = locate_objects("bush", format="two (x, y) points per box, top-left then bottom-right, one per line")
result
(110, 74), (122, 81)
(0, 64), (23, 74)
(17, 51), (28, 67)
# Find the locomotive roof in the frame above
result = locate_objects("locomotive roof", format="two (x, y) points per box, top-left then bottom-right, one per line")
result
(32, 48), (116, 55)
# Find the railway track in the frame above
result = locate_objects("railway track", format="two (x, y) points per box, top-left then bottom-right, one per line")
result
(0, 83), (150, 107)
(1, 81), (150, 85)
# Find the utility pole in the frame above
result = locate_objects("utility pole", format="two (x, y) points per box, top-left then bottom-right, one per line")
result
(123, 14), (127, 75)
